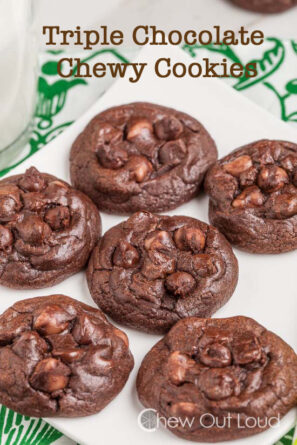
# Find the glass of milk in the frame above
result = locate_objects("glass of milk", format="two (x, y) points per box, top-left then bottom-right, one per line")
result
(0, 0), (37, 166)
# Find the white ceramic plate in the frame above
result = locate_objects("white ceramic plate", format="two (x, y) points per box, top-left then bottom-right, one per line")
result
(1, 45), (297, 445)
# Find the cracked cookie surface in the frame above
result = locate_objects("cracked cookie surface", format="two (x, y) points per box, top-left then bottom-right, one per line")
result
(70, 102), (217, 214)
(205, 140), (297, 253)
(0, 294), (134, 417)
(230, 0), (297, 12)
(87, 211), (238, 334)
(137, 316), (297, 442)
(0, 167), (101, 288)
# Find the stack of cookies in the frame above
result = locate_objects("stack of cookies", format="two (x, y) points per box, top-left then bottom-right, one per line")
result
(0, 102), (296, 442)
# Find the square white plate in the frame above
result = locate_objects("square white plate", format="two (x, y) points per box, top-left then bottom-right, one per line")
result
(1, 45), (297, 445)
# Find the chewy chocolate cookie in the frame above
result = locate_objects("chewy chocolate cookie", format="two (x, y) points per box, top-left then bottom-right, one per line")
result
(205, 140), (297, 253)
(137, 316), (297, 442)
(70, 102), (217, 214)
(0, 295), (134, 417)
(230, 0), (297, 13)
(87, 211), (238, 334)
(0, 167), (101, 288)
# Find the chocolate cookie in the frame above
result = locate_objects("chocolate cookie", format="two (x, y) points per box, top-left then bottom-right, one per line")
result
(230, 0), (297, 12)
(205, 140), (297, 253)
(0, 294), (134, 417)
(70, 102), (217, 214)
(87, 211), (238, 334)
(0, 167), (101, 288)
(137, 316), (297, 442)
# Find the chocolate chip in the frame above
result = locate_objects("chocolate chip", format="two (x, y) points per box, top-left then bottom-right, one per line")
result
(155, 116), (183, 141)
(142, 251), (175, 279)
(198, 368), (238, 401)
(167, 351), (195, 385)
(96, 123), (122, 145)
(232, 186), (264, 209)
(252, 142), (275, 165)
(44, 181), (68, 205)
(34, 304), (73, 335)
(280, 155), (297, 172)
(22, 193), (46, 212)
(145, 230), (175, 252)
(53, 348), (85, 363)
(127, 155), (153, 183)
(29, 358), (70, 393)
(0, 314), (32, 345)
(0, 186), (22, 222)
(192, 254), (216, 278)
(18, 167), (46, 192)
(130, 272), (165, 304)
(45, 206), (70, 231)
(72, 314), (104, 345)
(159, 140), (187, 167)
(16, 214), (51, 245)
(170, 402), (199, 417)
(113, 240), (139, 268)
(126, 118), (153, 142)
(257, 166), (289, 192)
(198, 327), (230, 349)
(232, 333), (262, 365)
(0, 225), (13, 251)
(96, 143), (128, 169)
(165, 272), (196, 297)
(12, 331), (48, 361)
(268, 193), (297, 219)
(223, 155), (253, 177)
(239, 166), (258, 187)
(199, 343), (232, 368)
(174, 226), (205, 253)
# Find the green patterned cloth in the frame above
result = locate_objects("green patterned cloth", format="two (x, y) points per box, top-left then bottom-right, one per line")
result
(0, 41), (296, 444)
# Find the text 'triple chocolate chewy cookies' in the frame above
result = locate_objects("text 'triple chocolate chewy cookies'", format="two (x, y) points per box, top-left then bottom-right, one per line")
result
(70, 102), (217, 214)
(137, 316), (297, 442)
(87, 211), (238, 334)
(205, 140), (297, 253)
(230, 0), (297, 13)
(0, 167), (101, 289)
(0, 295), (134, 417)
